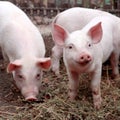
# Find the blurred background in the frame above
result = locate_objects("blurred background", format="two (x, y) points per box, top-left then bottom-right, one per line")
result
(1, 0), (120, 18)
(1, 0), (119, 9)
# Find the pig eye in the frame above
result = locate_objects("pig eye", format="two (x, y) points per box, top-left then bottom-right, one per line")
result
(36, 73), (41, 80)
(68, 45), (73, 49)
(18, 75), (23, 79)
(87, 43), (92, 48)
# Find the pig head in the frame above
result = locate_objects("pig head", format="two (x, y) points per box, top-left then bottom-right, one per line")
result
(7, 57), (51, 101)
(53, 22), (103, 72)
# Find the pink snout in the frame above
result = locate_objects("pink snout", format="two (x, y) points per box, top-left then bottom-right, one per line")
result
(25, 96), (37, 101)
(24, 92), (38, 101)
(79, 54), (92, 64)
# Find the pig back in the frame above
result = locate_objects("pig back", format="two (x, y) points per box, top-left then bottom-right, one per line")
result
(53, 7), (110, 33)
(0, 1), (46, 61)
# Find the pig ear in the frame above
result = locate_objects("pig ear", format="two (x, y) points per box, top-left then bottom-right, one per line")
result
(7, 60), (22, 73)
(53, 24), (69, 46)
(37, 57), (51, 70)
(87, 22), (102, 44)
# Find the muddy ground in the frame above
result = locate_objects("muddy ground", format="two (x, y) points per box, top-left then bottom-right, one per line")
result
(0, 23), (120, 120)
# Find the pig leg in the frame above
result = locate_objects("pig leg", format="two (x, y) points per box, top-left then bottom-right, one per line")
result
(110, 51), (119, 78)
(51, 45), (63, 77)
(90, 63), (102, 109)
(68, 70), (79, 100)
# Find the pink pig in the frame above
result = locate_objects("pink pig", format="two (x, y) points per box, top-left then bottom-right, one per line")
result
(53, 16), (119, 109)
(0, 1), (51, 101)
(51, 7), (120, 77)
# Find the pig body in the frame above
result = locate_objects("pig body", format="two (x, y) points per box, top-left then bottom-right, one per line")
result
(51, 7), (120, 77)
(53, 16), (120, 109)
(0, 1), (51, 100)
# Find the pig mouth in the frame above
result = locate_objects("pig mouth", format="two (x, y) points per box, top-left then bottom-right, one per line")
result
(75, 60), (92, 67)
(25, 95), (37, 101)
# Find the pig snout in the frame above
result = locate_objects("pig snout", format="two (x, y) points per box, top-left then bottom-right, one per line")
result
(25, 93), (37, 101)
(78, 53), (92, 65)
(22, 88), (39, 101)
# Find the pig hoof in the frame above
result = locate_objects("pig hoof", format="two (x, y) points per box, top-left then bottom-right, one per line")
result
(57, 74), (62, 78)
(68, 89), (77, 100)
(94, 97), (102, 109)
(94, 102), (101, 109)
(53, 71), (61, 78)
(52, 68), (61, 77)
(55, 72), (61, 78)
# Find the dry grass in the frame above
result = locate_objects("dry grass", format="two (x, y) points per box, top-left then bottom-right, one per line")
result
(0, 60), (120, 120)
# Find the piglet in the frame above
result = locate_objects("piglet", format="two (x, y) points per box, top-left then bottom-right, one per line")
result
(0, 1), (51, 101)
(51, 7), (120, 78)
(53, 16), (119, 109)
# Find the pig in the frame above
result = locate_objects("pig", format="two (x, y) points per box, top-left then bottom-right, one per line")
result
(0, 1), (51, 101)
(53, 16), (120, 109)
(51, 7), (120, 77)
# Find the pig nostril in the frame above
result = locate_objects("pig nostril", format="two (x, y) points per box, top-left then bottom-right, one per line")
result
(81, 57), (84, 59)
(80, 56), (84, 61)
(87, 56), (91, 61)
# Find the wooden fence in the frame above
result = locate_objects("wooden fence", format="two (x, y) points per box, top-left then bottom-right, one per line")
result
(3, 0), (120, 17)
(7, 0), (120, 9)
(20, 7), (120, 18)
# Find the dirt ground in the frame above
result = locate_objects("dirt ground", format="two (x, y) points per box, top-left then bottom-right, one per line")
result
(0, 24), (120, 120)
